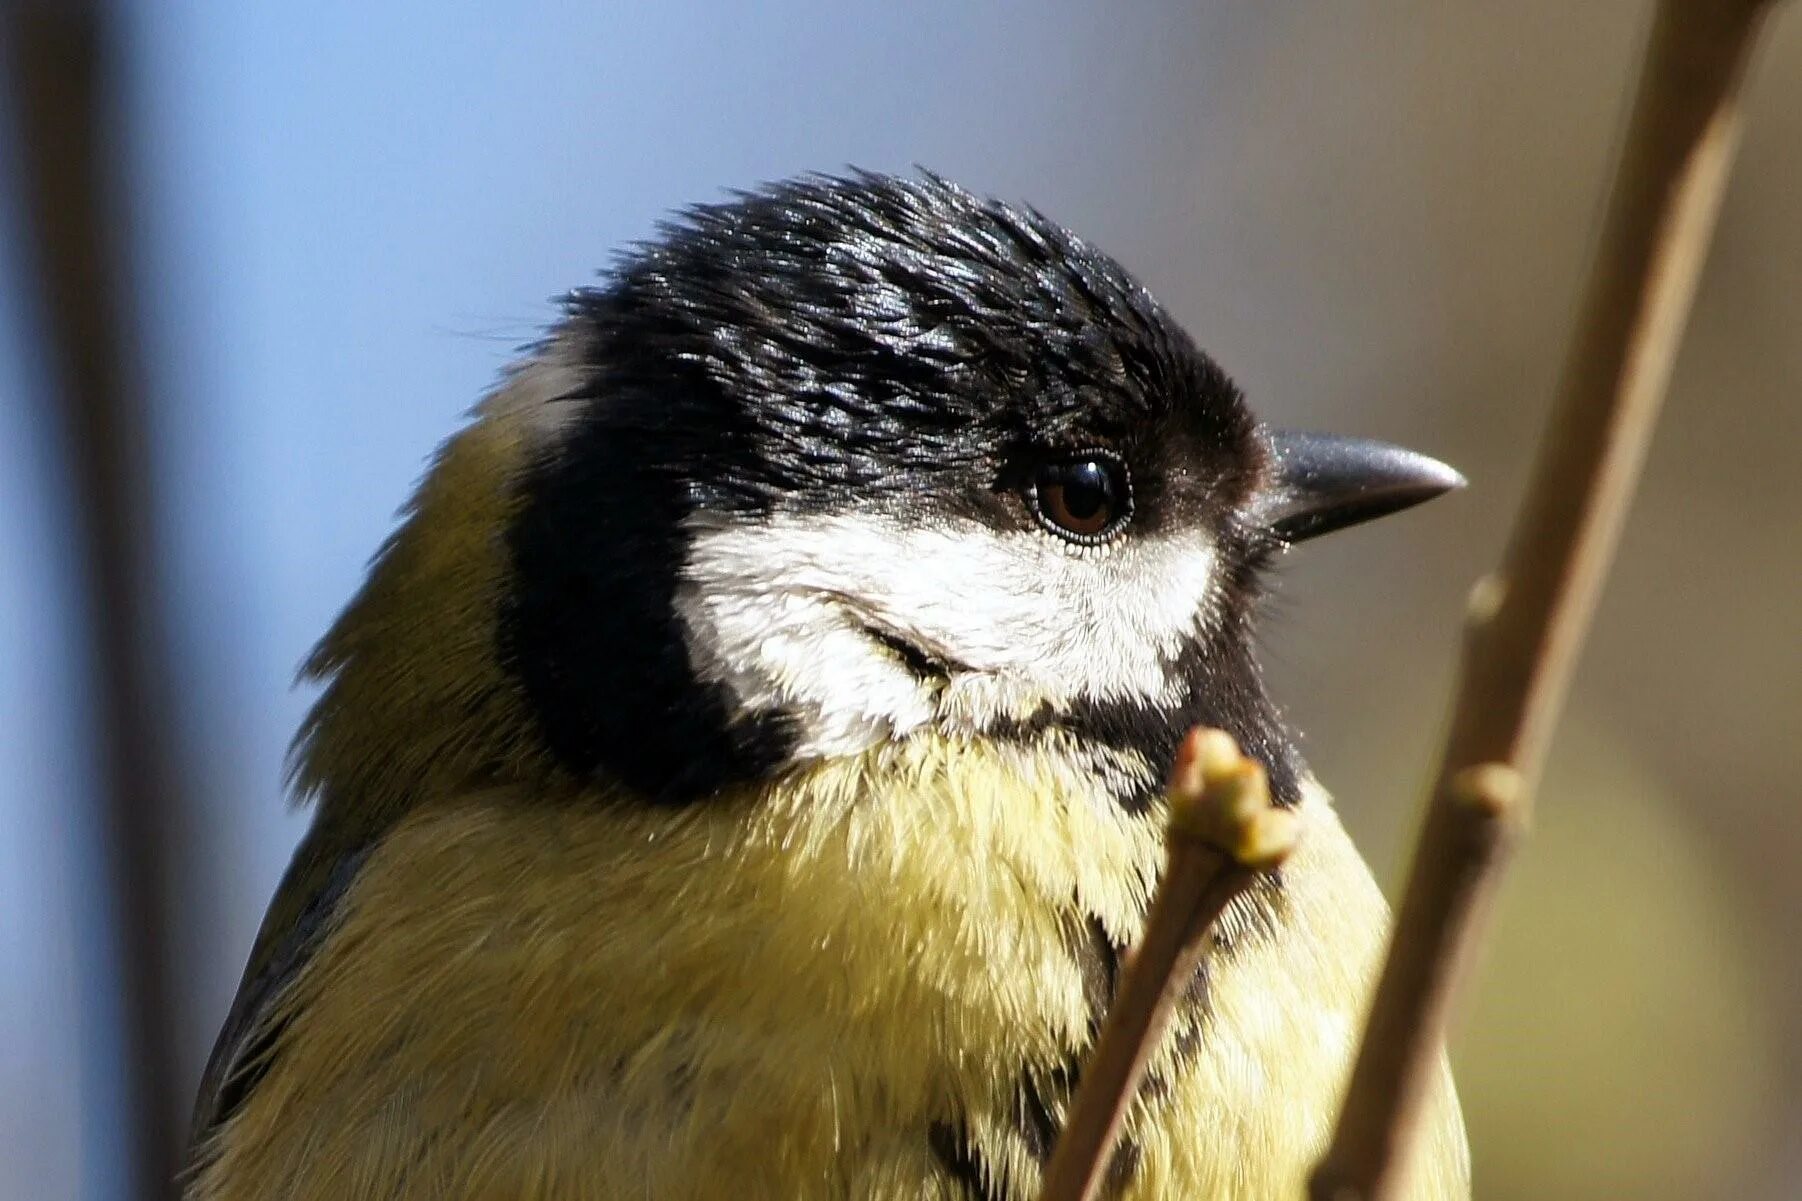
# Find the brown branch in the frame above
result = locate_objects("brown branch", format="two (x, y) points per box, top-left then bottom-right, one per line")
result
(5, 5), (184, 1199)
(1037, 729), (1299, 1201)
(1310, 2), (1783, 1198)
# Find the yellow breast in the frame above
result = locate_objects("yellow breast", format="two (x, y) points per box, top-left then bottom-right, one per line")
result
(187, 735), (1467, 1200)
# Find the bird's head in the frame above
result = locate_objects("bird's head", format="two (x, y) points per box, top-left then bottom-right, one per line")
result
(294, 173), (1461, 824)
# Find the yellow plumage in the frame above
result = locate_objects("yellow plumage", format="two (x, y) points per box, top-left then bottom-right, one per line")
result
(188, 733), (1465, 1199)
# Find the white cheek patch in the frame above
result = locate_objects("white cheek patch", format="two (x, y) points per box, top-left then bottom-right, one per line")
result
(674, 510), (1222, 760)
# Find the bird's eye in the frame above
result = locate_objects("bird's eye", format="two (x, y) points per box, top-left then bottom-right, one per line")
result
(1028, 452), (1134, 545)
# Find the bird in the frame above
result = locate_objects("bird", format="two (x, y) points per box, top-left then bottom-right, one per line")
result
(182, 171), (1471, 1200)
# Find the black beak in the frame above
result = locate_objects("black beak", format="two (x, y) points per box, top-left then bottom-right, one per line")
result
(1253, 429), (1466, 543)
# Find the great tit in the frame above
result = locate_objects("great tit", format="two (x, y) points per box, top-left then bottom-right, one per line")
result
(183, 172), (1470, 1200)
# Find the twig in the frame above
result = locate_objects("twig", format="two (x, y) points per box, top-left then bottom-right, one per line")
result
(1037, 729), (1299, 1201)
(1310, 2), (1783, 1198)
(5, 5), (184, 1199)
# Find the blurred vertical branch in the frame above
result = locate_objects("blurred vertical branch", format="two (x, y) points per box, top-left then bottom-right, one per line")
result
(1310, 1), (1784, 1198)
(4, 4), (183, 1198)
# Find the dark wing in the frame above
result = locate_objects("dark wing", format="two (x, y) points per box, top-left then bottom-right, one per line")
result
(187, 836), (371, 1154)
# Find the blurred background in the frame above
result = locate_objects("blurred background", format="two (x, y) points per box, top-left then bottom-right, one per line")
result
(1, 2), (1796, 1198)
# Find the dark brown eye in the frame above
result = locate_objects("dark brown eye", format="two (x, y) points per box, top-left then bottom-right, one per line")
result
(1028, 452), (1133, 544)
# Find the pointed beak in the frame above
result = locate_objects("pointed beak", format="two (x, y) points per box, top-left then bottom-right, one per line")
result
(1252, 429), (1466, 543)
